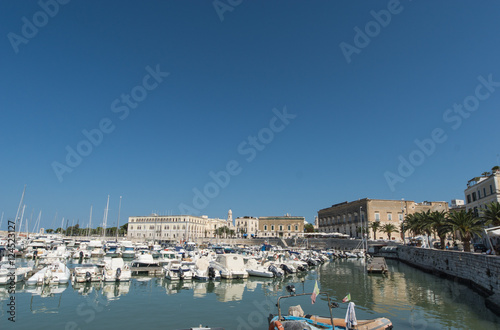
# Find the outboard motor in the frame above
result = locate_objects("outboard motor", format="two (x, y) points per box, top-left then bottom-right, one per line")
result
(85, 271), (92, 282)
(268, 265), (282, 277)
(280, 264), (292, 275)
(208, 266), (216, 280)
(306, 258), (316, 267)
(179, 267), (184, 280)
(116, 267), (122, 280)
(297, 265), (306, 272)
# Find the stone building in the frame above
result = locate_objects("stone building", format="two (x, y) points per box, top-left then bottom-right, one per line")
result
(317, 198), (449, 240)
(257, 215), (305, 238)
(127, 214), (208, 242)
(464, 169), (500, 216)
(234, 216), (259, 237)
(127, 211), (233, 242)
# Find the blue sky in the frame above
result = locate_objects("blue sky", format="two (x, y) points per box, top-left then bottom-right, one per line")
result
(1, 0), (500, 231)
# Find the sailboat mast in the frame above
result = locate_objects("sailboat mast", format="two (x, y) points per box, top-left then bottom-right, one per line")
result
(103, 195), (110, 238)
(116, 196), (122, 242)
(18, 204), (26, 236)
(0, 212), (4, 230)
(88, 205), (93, 238)
(14, 185), (26, 234)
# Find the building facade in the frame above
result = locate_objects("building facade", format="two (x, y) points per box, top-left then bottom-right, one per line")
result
(464, 170), (500, 216)
(234, 216), (259, 237)
(317, 198), (449, 240)
(127, 214), (209, 241)
(257, 215), (305, 238)
(127, 211), (235, 241)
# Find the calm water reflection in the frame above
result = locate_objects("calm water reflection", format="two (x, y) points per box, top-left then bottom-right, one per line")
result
(1, 258), (499, 329)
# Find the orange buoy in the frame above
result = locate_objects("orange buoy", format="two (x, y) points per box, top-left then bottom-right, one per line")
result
(269, 320), (284, 330)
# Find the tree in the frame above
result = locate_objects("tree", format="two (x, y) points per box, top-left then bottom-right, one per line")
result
(429, 211), (451, 250)
(119, 223), (128, 236)
(482, 202), (500, 226)
(304, 224), (315, 233)
(369, 221), (381, 240)
(447, 210), (485, 252)
(46, 229), (54, 233)
(381, 223), (399, 240)
(481, 171), (491, 177)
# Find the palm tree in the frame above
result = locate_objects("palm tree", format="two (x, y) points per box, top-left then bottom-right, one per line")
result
(381, 223), (399, 240)
(482, 202), (500, 226)
(481, 171), (491, 177)
(369, 221), (381, 240)
(429, 211), (450, 250)
(447, 210), (485, 252)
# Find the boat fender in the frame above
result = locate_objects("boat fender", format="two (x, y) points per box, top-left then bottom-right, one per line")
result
(269, 320), (284, 330)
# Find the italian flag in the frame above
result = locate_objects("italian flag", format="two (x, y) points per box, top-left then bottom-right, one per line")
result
(342, 293), (351, 303)
(311, 280), (320, 304)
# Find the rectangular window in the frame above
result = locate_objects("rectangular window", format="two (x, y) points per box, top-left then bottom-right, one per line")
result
(398, 214), (403, 221)
(467, 194), (471, 203)
(271, 225), (275, 231)
(295, 225), (298, 231)
(472, 192), (477, 201)
(375, 213), (380, 221)
(491, 185), (494, 194)
(483, 187), (487, 197)
(478, 190), (481, 199)
(387, 214), (392, 221)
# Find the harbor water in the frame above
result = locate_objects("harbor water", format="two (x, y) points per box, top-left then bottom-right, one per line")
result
(1, 258), (499, 329)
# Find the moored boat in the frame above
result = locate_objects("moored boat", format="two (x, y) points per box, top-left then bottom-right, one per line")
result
(268, 292), (392, 330)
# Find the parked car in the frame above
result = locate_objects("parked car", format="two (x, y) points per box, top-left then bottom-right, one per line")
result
(473, 243), (488, 253)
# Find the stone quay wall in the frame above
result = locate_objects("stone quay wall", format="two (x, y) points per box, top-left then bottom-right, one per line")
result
(396, 246), (500, 315)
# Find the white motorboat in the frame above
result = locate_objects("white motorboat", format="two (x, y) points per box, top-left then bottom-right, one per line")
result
(105, 242), (121, 258)
(120, 241), (136, 259)
(103, 258), (131, 282)
(26, 262), (71, 285)
(245, 259), (274, 278)
(131, 250), (159, 268)
(191, 257), (220, 281)
(72, 264), (104, 283)
(210, 254), (248, 279)
(163, 260), (193, 281)
(0, 263), (32, 284)
(72, 243), (91, 259)
(156, 250), (179, 265)
(89, 240), (105, 258)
